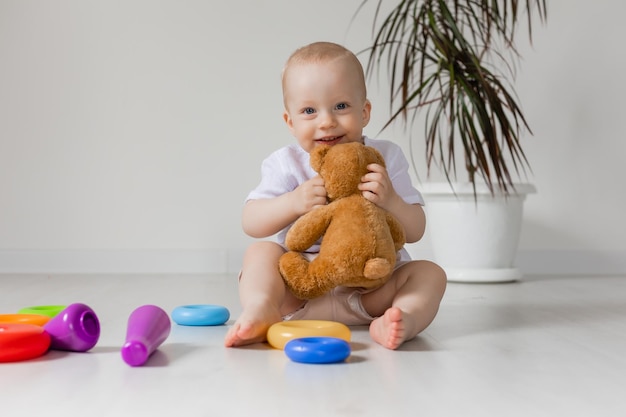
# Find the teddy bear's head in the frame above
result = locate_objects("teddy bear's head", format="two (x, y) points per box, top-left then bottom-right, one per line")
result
(310, 142), (385, 201)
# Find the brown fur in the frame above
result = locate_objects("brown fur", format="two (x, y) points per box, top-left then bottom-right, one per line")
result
(279, 142), (405, 299)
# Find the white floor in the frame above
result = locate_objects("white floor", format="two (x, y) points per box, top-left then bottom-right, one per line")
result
(1, 274), (625, 417)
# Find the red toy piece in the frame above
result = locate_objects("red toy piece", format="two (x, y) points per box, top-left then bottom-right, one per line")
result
(0, 323), (51, 362)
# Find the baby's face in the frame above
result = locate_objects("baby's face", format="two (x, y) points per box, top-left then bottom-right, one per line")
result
(282, 58), (371, 153)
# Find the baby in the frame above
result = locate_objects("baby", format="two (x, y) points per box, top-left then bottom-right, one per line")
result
(224, 41), (446, 350)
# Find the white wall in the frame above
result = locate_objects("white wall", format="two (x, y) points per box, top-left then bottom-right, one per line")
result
(515, 2), (626, 274)
(0, 1), (624, 274)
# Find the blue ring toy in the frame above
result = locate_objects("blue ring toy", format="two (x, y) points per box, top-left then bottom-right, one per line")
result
(171, 305), (230, 326)
(284, 337), (351, 364)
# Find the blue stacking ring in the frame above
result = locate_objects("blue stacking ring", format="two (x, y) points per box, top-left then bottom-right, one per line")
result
(284, 337), (351, 364)
(171, 304), (230, 326)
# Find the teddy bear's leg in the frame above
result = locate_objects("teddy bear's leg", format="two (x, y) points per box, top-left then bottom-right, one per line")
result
(282, 255), (341, 299)
(279, 252), (321, 299)
(363, 258), (393, 280)
(306, 257), (342, 296)
(279, 252), (309, 282)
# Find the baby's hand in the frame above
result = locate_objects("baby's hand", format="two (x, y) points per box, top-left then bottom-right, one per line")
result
(358, 163), (400, 211)
(292, 175), (327, 215)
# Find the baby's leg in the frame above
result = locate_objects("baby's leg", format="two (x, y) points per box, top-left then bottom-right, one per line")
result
(224, 241), (302, 347)
(362, 260), (446, 349)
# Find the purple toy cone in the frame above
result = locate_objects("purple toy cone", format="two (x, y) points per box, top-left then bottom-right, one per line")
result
(43, 303), (100, 352)
(121, 305), (171, 367)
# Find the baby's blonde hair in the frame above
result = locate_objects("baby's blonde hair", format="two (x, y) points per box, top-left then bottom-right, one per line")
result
(281, 42), (367, 102)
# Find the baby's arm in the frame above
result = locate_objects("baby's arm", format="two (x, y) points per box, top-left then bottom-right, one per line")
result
(242, 175), (327, 238)
(359, 163), (425, 243)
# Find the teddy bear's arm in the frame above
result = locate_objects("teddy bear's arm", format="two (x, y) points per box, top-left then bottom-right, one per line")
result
(285, 205), (334, 251)
(385, 212), (406, 251)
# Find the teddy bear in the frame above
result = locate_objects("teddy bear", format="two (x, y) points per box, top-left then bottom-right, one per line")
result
(278, 142), (406, 299)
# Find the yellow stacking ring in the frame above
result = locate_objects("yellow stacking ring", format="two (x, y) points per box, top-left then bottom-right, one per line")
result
(0, 314), (51, 327)
(267, 320), (351, 350)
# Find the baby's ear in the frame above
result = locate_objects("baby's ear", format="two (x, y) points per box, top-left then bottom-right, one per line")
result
(310, 145), (332, 172)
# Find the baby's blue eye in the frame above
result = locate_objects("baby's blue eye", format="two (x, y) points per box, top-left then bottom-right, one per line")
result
(303, 107), (315, 115)
(336, 103), (348, 110)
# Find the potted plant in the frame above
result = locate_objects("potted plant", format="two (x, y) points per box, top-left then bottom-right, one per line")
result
(356, 0), (547, 282)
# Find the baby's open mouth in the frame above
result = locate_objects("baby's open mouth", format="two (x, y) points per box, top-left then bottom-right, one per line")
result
(315, 136), (344, 145)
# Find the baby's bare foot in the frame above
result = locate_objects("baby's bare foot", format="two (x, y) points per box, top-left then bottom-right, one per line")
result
(224, 306), (282, 347)
(369, 307), (413, 350)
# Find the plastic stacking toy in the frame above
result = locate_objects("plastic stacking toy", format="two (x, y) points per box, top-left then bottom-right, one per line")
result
(44, 303), (101, 352)
(121, 305), (171, 367)
(284, 337), (351, 364)
(18, 305), (66, 318)
(171, 304), (230, 326)
(267, 320), (351, 350)
(0, 323), (51, 362)
(17, 305), (67, 317)
(0, 313), (51, 327)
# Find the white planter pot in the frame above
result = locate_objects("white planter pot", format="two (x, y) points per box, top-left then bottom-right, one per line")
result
(420, 182), (536, 283)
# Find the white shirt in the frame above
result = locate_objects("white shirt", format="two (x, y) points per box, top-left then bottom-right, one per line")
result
(246, 137), (424, 260)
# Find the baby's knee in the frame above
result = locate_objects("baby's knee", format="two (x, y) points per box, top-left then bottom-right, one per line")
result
(418, 260), (447, 294)
(422, 260), (446, 279)
(400, 260), (447, 291)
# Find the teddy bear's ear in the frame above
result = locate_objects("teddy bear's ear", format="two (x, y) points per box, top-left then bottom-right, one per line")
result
(310, 144), (332, 172)
(366, 145), (386, 168)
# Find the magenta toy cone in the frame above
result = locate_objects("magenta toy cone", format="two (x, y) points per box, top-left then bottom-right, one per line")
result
(121, 305), (171, 367)
(43, 303), (100, 352)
